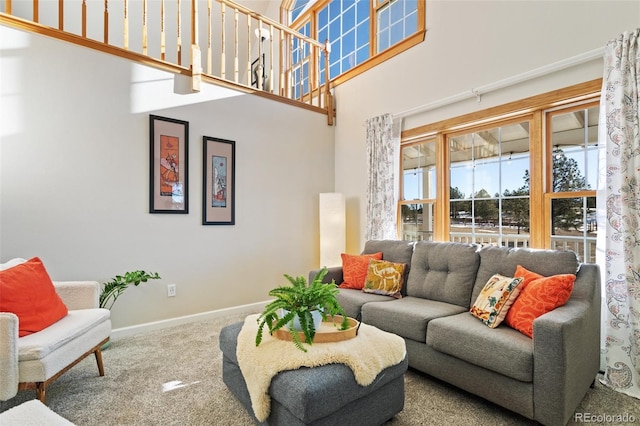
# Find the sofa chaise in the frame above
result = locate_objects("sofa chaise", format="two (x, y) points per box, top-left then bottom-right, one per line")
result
(310, 240), (601, 426)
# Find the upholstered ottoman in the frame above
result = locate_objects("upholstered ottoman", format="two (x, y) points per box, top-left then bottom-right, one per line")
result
(219, 321), (408, 426)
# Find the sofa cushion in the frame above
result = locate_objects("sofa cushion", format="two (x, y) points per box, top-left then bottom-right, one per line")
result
(362, 296), (466, 343)
(363, 260), (406, 298)
(18, 308), (111, 361)
(470, 274), (523, 328)
(0, 257), (69, 337)
(505, 266), (576, 338)
(336, 288), (395, 319)
(405, 241), (480, 308)
(427, 312), (534, 382)
(471, 246), (578, 305)
(339, 252), (382, 289)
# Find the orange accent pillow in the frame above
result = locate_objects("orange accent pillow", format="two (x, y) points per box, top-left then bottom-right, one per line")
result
(339, 252), (383, 290)
(0, 257), (68, 337)
(505, 265), (575, 338)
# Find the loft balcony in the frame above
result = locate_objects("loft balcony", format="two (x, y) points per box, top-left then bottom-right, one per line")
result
(0, 0), (335, 124)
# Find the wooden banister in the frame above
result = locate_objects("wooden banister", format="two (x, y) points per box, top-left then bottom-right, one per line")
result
(0, 0), (334, 124)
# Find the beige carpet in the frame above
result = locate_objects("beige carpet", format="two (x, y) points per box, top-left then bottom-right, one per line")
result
(0, 311), (637, 425)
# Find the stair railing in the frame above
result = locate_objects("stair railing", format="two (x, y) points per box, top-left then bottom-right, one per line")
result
(0, 0), (334, 123)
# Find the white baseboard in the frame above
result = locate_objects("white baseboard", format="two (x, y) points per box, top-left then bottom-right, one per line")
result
(110, 300), (269, 340)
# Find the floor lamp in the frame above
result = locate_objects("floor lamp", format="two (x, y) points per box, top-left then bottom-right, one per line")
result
(319, 193), (345, 268)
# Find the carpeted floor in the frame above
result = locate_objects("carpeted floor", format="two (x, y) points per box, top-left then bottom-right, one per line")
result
(1, 312), (638, 425)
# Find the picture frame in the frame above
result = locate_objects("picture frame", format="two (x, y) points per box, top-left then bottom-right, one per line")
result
(149, 115), (189, 214)
(202, 136), (235, 225)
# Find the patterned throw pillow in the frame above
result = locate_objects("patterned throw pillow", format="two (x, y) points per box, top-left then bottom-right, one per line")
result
(339, 252), (383, 289)
(505, 265), (575, 338)
(362, 259), (406, 299)
(470, 274), (524, 328)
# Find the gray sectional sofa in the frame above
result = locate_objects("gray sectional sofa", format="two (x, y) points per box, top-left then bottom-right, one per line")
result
(310, 240), (601, 426)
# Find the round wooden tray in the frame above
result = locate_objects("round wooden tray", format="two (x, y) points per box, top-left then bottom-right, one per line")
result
(273, 315), (359, 343)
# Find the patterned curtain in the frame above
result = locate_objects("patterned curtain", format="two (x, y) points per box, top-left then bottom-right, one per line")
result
(598, 28), (640, 399)
(365, 113), (399, 240)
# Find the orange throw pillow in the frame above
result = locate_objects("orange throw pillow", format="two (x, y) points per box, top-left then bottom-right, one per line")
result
(505, 265), (575, 338)
(339, 252), (383, 290)
(0, 257), (68, 337)
(512, 264), (544, 290)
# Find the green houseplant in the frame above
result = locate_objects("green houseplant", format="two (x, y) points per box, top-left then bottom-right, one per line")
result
(255, 267), (349, 352)
(99, 270), (161, 310)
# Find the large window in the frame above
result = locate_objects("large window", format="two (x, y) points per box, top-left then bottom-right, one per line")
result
(448, 121), (531, 248)
(399, 80), (601, 262)
(547, 103), (599, 262)
(283, 0), (424, 89)
(400, 139), (436, 241)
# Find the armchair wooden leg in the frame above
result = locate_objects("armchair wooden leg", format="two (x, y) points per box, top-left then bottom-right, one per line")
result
(95, 348), (105, 377)
(36, 383), (46, 403)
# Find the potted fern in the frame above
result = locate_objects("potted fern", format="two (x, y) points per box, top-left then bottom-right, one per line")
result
(255, 267), (349, 352)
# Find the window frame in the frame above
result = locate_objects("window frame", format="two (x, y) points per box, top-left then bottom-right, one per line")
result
(281, 0), (425, 88)
(399, 79), (602, 252)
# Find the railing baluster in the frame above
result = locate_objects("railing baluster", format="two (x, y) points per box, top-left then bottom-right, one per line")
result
(191, 0), (197, 47)
(123, 0), (128, 50)
(34, 0), (38, 22)
(5, 0), (11, 15)
(142, 0), (148, 55)
(257, 18), (262, 90)
(268, 24), (273, 93)
(246, 15), (250, 86)
(233, 8), (238, 83)
(81, 0), (86, 38)
(220, 2), (225, 79)
(58, 0), (63, 30)
(324, 40), (333, 124)
(206, 0), (212, 74)
(220, 3), (226, 78)
(279, 29), (284, 96)
(160, 0), (165, 60)
(288, 34), (293, 99)
(103, 0), (108, 44)
(191, 0), (200, 90)
(177, 0), (182, 65)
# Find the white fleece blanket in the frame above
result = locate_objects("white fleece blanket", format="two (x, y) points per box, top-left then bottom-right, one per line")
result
(237, 314), (406, 422)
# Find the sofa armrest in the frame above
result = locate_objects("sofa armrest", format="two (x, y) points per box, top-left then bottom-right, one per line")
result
(308, 266), (344, 286)
(532, 264), (601, 426)
(53, 281), (100, 310)
(0, 313), (19, 401)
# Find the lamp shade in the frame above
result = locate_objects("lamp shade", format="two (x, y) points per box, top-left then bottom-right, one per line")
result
(319, 193), (345, 268)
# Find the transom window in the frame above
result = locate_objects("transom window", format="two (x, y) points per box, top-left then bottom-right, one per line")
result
(282, 0), (424, 91)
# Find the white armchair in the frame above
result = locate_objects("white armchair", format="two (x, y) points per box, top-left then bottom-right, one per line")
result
(0, 274), (111, 402)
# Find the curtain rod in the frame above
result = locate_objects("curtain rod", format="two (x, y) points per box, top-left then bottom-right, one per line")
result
(393, 47), (604, 120)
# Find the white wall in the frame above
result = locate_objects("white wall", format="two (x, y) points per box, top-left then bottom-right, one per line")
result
(334, 0), (640, 253)
(0, 26), (335, 328)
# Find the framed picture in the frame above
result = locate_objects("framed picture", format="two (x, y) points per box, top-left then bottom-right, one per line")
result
(202, 136), (235, 225)
(149, 115), (189, 214)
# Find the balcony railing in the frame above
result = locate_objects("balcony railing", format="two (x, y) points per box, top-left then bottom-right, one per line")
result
(401, 226), (596, 263)
(0, 0), (334, 124)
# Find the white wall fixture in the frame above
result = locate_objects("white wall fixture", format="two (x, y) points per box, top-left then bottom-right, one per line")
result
(319, 193), (346, 268)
